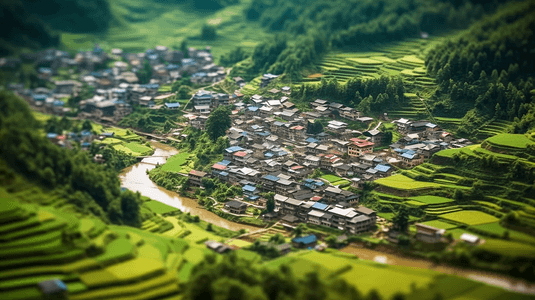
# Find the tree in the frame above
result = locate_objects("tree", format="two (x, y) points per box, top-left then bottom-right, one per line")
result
(181, 40), (189, 58)
(294, 223), (307, 237)
(392, 206), (409, 233)
(382, 131), (393, 146)
(206, 223), (213, 232)
(263, 192), (275, 212)
(325, 235), (338, 248)
(200, 24), (217, 40)
(120, 190), (141, 227)
(177, 85), (193, 99)
(82, 119), (92, 131)
(205, 106), (231, 141)
(137, 60), (153, 84)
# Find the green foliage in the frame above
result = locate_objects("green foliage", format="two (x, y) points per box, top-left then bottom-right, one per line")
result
(182, 253), (364, 300)
(295, 76), (405, 114)
(426, 0), (535, 134)
(307, 121), (324, 134)
(137, 60), (153, 84)
(206, 106), (232, 141)
(200, 24), (217, 40)
(219, 47), (247, 67)
(119, 107), (182, 133)
(392, 206), (409, 233)
(0, 91), (138, 226)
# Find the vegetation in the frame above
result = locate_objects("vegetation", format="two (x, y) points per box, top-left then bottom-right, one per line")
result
(118, 106), (183, 133)
(425, 0), (535, 136)
(205, 106), (232, 141)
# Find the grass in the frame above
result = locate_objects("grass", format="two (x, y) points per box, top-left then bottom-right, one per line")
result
(161, 152), (192, 172)
(144, 201), (179, 215)
(479, 239), (535, 258)
(409, 195), (454, 205)
(440, 211), (499, 226)
(60, 0), (271, 64)
(471, 222), (535, 244)
(419, 220), (458, 230)
(486, 134), (534, 149)
(321, 174), (343, 183)
(375, 174), (441, 190)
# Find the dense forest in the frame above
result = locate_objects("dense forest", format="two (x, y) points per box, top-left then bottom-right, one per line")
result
(0, 91), (141, 226)
(426, 0), (535, 134)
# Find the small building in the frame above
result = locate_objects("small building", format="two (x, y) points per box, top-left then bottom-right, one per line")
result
(164, 102), (181, 109)
(275, 243), (292, 255)
(37, 279), (68, 299)
(415, 223), (445, 243)
(205, 240), (232, 253)
(291, 234), (317, 249)
(188, 170), (207, 186)
(460, 233), (480, 245)
(281, 214), (300, 227)
(224, 200), (248, 214)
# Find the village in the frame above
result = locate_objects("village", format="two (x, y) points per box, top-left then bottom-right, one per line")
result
(4, 45), (477, 249)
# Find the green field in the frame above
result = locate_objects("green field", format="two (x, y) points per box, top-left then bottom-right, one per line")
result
(160, 152), (192, 172)
(419, 220), (458, 230)
(60, 0), (270, 63)
(486, 134), (535, 149)
(439, 211), (499, 226)
(409, 196), (454, 205)
(321, 174), (344, 183)
(471, 222), (535, 244)
(144, 200), (179, 215)
(375, 174), (441, 190)
(479, 239), (535, 258)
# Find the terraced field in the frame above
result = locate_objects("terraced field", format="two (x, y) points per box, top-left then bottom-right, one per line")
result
(476, 120), (514, 139)
(94, 126), (154, 157)
(372, 135), (535, 256)
(0, 199), (200, 300)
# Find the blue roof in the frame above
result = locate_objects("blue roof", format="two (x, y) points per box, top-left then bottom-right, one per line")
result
(192, 72), (207, 78)
(101, 132), (115, 137)
(292, 234), (317, 245)
(225, 146), (243, 153)
(47, 133), (58, 139)
(219, 171), (229, 176)
(219, 160), (231, 166)
(148, 54), (158, 60)
(38, 67), (52, 73)
(165, 102), (181, 108)
(182, 58), (195, 65)
(315, 181), (325, 186)
(247, 106), (259, 112)
(401, 153), (416, 159)
(264, 152), (274, 158)
(248, 195), (259, 200)
(263, 175), (280, 182)
(312, 202), (328, 211)
(140, 84), (160, 89)
(257, 131), (270, 137)
(166, 64), (179, 70)
(374, 164), (391, 173)
(53, 100), (65, 107)
(81, 142), (91, 147)
(243, 185), (257, 192)
(306, 137), (319, 143)
(303, 179), (315, 183)
(32, 94), (47, 101)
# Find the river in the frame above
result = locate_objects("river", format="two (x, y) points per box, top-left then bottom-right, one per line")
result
(120, 142), (535, 294)
(119, 142), (258, 232)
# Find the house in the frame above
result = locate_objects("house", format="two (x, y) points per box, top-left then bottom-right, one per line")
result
(460, 233), (480, 245)
(292, 234), (317, 249)
(363, 129), (384, 144)
(38, 279), (68, 299)
(260, 73), (279, 88)
(374, 164), (392, 177)
(205, 240), (232, 253)
(275, 243), (292, 255)
(281, 214), (300, 227)
(225, 200), (248, 214)
(164, 102), (181, 109)
(242, 184), (259, 199)
(188, 170), (207, 186)
(415, 223), (445, 243)
(348, 138), (375, 157)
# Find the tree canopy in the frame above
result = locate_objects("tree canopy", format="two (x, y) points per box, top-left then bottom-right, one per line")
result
(205, 106), (232, 141)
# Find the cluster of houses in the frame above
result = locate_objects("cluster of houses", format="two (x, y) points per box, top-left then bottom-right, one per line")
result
(6, 44), (228, 123)
(184, 94), (474, 235)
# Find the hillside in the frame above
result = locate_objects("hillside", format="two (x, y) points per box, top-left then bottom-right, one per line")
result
(425, 0), (535, 136)
(370, 133), (535, 277)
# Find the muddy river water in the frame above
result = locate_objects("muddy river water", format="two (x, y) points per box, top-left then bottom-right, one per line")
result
(120, 142), (535, 294)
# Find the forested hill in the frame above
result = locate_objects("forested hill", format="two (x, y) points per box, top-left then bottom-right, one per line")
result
(425, 0), (535, 135)
(0, 91), (142, 227)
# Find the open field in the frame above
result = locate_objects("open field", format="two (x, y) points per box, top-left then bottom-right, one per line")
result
(321, 174), (344, 183)
(409, 195), (454, 205)
(94, 126), (153, 156)
(60, 0), (270, 64)
(265, 250), (531, 300)
(485, 133), (535, 149)
(144, 200), (179, 215)
(160, 152), (192, 172)
(439, 211), (499, 226)
(375, 174), (441, 190)
(420, 220), (458, 230)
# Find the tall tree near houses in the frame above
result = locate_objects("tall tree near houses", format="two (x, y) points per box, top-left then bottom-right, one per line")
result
(205, 105), (231, 141)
